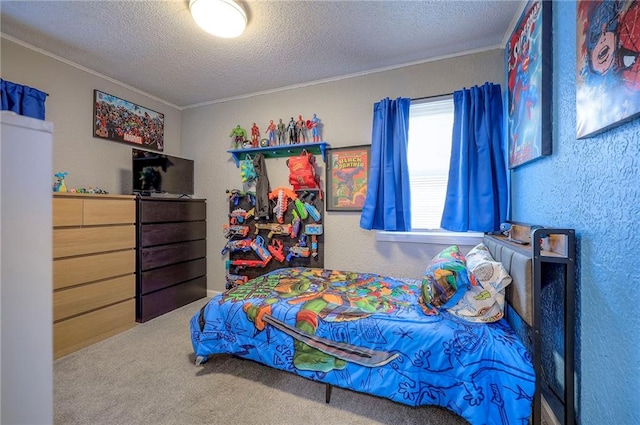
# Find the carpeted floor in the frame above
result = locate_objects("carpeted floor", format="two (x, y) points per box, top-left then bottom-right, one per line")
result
(54, 298), (468, 425)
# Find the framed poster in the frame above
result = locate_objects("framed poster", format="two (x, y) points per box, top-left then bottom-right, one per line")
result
(93, 90), (164, 151)
(577, 1), (640, 138)
(326, 145), (370, 211)
(506, 0), (552, 168)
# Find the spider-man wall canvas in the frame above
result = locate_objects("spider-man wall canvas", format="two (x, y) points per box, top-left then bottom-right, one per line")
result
(577, 0), (640, 138)
(506, 0), (552, 168)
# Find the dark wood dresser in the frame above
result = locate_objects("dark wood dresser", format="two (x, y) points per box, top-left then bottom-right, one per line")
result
(136, 197), (207, 322)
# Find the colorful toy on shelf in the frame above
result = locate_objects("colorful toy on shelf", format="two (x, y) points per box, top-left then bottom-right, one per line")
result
(251, 236), (273, 263)
(304, 223), (323, 258)
(229, 208), (254, 224)
(53, 171), (68, 192)
(240, 156), (257, 183)
(290, 210), (301, 238)
(221, 237), (253, 255)
(286, 234), (311, 262)
(266, 120), (277, 146)
(226, 258), (269, 271)
(276, 118), (286, 145)
(300, 191), (322, 221)
(268, 187), (299, 224)
(251, 122), (260, 148)
(229, 124), (247, 149)
(287, 117), (297, 144)
(223, 224), (250, 239)
(309, 113), (321, 142)
(227, 189), (256, 206)
(296, 115), (307, 143)
(268, 239), (285, 262)
(254, 222), (293, 239)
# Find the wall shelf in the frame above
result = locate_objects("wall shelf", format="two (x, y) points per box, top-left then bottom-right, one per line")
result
(228, 141), (330, 167)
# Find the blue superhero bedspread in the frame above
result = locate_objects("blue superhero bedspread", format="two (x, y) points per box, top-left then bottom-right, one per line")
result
(190, 267), (534, 424)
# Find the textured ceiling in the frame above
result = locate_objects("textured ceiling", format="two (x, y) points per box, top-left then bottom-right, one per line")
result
(0, 0), (523, 109)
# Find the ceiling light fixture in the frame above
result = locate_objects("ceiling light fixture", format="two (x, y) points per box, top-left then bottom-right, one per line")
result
(189, 0), (247, 39)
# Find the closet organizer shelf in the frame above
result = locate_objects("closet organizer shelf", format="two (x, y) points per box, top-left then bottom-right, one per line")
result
(227, 141), (330, 167)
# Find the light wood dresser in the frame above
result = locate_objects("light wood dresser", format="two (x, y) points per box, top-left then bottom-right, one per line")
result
(52, 193), (136, 359)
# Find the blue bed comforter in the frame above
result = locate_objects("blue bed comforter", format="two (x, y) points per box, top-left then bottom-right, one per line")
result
(190, 267), (534, 424)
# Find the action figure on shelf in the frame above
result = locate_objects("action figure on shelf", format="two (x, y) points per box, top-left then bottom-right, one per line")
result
(310, 113), (321, 142)
(277, 118), (286, 145)
(266, 120), (277, 146)
(288, 117), (297, 144)
(251, 123), (260, 148)
(229, 124), (247, 149)
(296, 114), (307, 143)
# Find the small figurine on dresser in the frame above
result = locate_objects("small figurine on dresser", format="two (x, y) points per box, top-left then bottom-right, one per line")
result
(296, 114), (307, 143)
(287, 117), (297, 144)
(251, 122), (260, 148)
(229, 124), (247, 149)
(53, 171), (68, 192)
(277, 118), (286, 145)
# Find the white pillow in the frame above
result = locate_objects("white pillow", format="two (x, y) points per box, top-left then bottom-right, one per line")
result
(446, 243), (512, 323)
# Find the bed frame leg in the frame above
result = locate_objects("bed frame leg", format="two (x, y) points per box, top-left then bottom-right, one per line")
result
(325, 383), (332, 403)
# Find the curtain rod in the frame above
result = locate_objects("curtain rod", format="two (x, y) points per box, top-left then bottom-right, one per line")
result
(411, 93), (453, 101)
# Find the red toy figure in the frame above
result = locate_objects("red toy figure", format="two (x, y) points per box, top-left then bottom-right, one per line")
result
(251, 123), (260, 148)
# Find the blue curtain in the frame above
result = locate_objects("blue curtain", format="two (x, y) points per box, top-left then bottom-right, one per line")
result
(441, 83), (508, 232)
(1, 79), (48, 120)
(360, 97), (411, 231)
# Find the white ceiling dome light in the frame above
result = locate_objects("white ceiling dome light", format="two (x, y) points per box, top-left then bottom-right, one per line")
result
(189, 0), (247, 38)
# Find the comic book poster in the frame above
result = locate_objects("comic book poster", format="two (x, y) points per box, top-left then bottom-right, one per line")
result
(93, 90), (164, 151)
(506, 0), (552, 168)
(577, 1), (640, 138)
(326, 146), (370, 211)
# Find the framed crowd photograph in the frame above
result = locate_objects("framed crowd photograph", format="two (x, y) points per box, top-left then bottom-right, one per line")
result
(93, 90), (164, 151)
(505, 0), (552, 168)
(577, 1), (640, 138)
(325, 145), (370, 211)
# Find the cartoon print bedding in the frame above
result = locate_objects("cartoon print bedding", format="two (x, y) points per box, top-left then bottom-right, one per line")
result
(190, 267), (534, 424)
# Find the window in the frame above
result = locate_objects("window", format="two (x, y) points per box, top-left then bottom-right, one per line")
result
(407, 95), (454, 231)
(376, 94), (483, 245)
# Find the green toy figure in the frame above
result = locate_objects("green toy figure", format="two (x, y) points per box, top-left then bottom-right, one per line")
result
(229, 125), (247, 149)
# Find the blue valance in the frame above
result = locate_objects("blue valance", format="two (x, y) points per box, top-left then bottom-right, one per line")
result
(1, 79), (48, 120)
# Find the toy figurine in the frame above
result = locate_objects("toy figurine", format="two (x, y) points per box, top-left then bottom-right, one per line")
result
(229, 125), (247, 149)
(296, 114), (307, 143)
(309, 113), (321, 142)
(53, 171), (68, 192)
(251, 123), (260, 148)
(288, 117), (297, 144)
(277, 118), (286, 145)
(265, 120), (277, 146)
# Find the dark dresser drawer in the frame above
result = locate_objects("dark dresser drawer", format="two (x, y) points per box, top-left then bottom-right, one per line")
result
(140, 221), (206, 247)
(139, 257), (206, 295)
(139, 199), (206, 223)
(140, 239), (206, 271)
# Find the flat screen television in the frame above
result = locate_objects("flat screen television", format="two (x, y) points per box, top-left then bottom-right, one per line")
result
(132, 148), (194, 196)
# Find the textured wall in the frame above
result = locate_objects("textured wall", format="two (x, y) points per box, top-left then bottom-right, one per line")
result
(511, 2), (640, 423)
(181, 50), (504, 293)
(0, 38), (182, 194)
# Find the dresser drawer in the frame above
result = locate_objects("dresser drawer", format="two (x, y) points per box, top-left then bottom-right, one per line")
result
(139, 257), (206, 295)
(53, 250), (135, 289)
(53, 198), (83, 227)
(140, 221), (206, 247)
(84, 199), (135, 225)
(54, 299), (135, 359)
(140, 239), (206, 271)
(54, 275), (135, 321)
(53, 225), (135, 258)
(139, 200), (206, 223)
